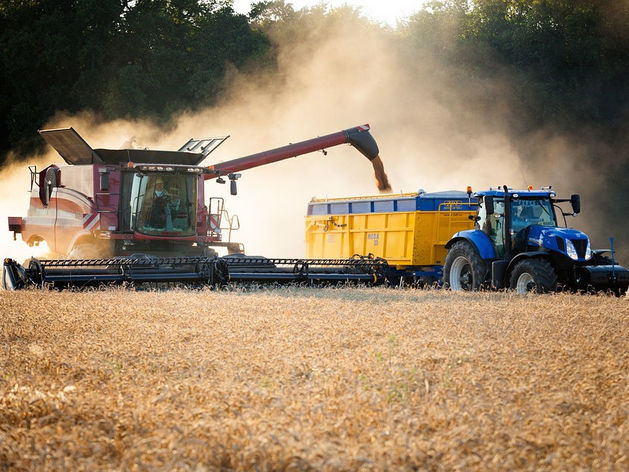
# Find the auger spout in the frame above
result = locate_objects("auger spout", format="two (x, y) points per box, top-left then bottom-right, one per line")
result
(204, 124), (379, 178)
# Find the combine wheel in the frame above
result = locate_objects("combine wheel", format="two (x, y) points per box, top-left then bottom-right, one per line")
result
(68, 243), (102, 259)
(509, 258), (557, 294)
(444, 241), (487, 291)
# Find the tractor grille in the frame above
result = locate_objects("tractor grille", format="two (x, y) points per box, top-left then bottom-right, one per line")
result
(571, 239), (587, 259)
(555, 236), (565, 252)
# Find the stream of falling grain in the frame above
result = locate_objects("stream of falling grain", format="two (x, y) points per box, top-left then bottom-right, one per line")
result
(371, 155), (392, 193)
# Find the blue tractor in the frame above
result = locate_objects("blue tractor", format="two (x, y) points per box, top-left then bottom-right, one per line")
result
(444, 185), (629, 294)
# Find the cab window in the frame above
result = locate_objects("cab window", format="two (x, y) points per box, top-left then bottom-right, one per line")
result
(479, 197), (505, 258)
(128, 173), (197, 236)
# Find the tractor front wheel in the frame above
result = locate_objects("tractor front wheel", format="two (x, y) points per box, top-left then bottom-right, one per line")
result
(444, 241), (487, 291)
(509, 258), (557, 294)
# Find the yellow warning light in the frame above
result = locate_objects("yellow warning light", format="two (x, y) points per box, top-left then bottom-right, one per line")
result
(528, 185), (534, 191)
(466, 186), (473, 195)
(127, 161), (134, 168)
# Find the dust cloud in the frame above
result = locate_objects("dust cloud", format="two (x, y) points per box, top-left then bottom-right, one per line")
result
(0, 10), (625, 261)
(0, 153), (56, 262)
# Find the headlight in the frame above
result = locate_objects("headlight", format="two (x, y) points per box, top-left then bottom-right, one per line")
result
(585, 238), (592, 260)
(566, 239), (578, 260)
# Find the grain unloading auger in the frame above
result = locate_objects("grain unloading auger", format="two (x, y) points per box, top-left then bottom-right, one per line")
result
(3, 124), (389, 290)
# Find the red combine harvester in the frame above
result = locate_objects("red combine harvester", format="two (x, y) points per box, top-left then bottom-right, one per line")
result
(10, 125), (378, 257)
(3, 125), (390, 289)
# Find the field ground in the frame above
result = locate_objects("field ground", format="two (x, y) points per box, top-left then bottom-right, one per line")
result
(0, 287), (627, 471)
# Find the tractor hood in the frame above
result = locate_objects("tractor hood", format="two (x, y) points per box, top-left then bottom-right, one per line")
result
(526, 225), (592, 262)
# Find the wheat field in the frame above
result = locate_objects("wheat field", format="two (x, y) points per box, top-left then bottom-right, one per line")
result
(0, 287), (627, 471)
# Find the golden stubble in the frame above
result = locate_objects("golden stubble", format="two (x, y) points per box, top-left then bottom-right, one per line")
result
(0, 287), (627, 470)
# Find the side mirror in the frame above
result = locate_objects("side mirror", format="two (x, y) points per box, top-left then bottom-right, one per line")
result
(230, 180), (237, 196)
(485, 196), (494, 215)
(571, 194), (580, 214)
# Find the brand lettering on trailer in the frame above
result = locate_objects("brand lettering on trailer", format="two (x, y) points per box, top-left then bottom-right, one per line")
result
(82, 212), (100, 231)
(367, 233), (379, 246)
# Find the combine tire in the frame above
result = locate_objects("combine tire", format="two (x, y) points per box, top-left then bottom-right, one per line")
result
(444, 241), (487, 291)
(68, 243), (102, 259)
(509, 258), (557, 294)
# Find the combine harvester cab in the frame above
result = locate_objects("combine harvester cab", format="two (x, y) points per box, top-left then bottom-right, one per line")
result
(443, 186), (629, 294)
(4, 124), (389, 290)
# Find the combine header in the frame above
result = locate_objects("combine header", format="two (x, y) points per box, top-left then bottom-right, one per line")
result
(4, 124), (390, 290)
(2, 255), (388, 290)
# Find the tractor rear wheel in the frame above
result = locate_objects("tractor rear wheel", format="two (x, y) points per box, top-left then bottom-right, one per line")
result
(444, 241), (487, 291)
(509, 258), (557, 294)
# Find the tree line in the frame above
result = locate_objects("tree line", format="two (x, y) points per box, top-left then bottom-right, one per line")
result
(1, 0), (628, 165)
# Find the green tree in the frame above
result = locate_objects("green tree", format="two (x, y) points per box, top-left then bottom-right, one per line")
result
(0, 0), (270, 164)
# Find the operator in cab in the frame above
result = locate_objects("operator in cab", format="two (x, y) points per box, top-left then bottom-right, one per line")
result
(149, 178), (170, 228)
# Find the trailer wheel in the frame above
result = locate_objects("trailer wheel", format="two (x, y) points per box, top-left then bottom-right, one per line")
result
(444, 241), (487, 291)
(509, 258), (557, 294)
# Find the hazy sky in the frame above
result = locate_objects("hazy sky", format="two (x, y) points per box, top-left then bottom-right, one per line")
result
(232, 0), (430, 26)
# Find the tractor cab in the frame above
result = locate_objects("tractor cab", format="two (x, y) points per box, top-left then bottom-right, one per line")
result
(477, 190), (558, 258)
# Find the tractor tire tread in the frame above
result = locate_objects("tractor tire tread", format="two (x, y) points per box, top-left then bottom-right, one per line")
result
(509, 258), (557, 293)
(444, 240), (487, 291)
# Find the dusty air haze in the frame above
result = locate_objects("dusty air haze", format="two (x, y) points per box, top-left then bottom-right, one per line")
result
(0, 15), (622, 260)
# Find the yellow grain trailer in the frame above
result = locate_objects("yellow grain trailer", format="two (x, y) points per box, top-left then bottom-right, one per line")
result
(305, 190), (477, 281)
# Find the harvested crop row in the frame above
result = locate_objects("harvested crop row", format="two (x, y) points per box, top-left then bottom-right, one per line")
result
(0, 288), (627, 470)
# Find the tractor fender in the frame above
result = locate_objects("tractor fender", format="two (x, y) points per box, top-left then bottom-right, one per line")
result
(505, 251), (552, 278)
(445, 230), (496, 260)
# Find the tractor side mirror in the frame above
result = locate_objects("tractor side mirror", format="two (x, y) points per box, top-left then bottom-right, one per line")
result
(485, 196), (494, 215)
(571, 194), (580, 214)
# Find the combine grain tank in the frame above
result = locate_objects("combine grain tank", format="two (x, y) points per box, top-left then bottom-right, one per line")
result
(306, 190), (477, 284)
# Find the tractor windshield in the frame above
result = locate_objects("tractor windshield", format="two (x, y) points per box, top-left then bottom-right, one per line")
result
(127, 173), (197, 236)
(478, 196), (556, 258)
(510, 198), (556, 233)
